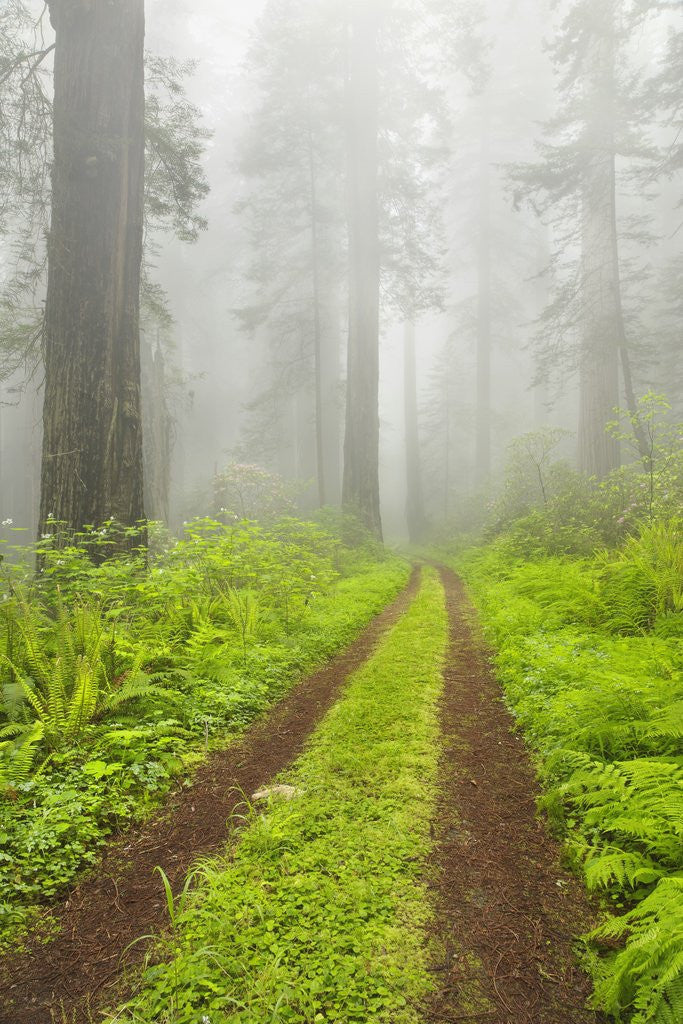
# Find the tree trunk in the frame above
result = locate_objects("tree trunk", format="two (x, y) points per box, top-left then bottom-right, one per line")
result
(320, 287), (343, 506)
(39, 0), (146, 551)
(404, 321), (427, 543)
(141, 338), (171, 523)
(342, 2), (382, 539)
(475, 96), (492, 488)
(577, 0), (620, 478)
(307, 117), (326, 507)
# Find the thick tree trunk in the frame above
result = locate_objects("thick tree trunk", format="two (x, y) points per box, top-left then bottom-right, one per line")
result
(577, 0), (620, 479)
(475, 97), (492, 488)
(39, 0), (146, 550)
(404, 321), (427, 543)
(342, 2), (382, 538)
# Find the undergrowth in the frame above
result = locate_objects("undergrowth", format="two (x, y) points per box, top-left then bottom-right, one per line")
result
(107, 568), (448, 1024)
(0, 516), (409, 949)
(450, 520), (683, 1024)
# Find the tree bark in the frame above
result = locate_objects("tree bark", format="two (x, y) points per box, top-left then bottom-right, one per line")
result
(577, 0), (621, 478)
(39, 0), (146, 550)
(404, 320), (427, 543)
(342, 1), (383, 539)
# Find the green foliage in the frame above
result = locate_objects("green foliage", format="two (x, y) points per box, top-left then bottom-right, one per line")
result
(0, 515), (409, 949)
(589, 878), (683, 1024)
(453, 536), (683, 1023)
(487, 398), (682, 558)
(597, 522), (683, 635)
(108, 570), (448, 1024)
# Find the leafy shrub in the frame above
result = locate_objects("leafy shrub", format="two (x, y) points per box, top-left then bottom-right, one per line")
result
(0, 514), (408, 947)
(213, 463), (297, 522)
(486, 396), (682, 558)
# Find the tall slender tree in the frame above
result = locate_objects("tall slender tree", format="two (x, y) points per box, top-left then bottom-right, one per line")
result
(404, 320), (427, 542)
(39, 0), (146, 546)
(342, 1), (382, 537)
(512, 0), (681, 478)
(234, 0), (345, 506)
(475, 93), (493, 486)
(575, 0), (622, 477)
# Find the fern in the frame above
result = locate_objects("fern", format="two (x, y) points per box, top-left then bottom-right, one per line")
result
(557, 756), (683, 867)
(585, 847), (664, 891)
(590, 877), (683, 1023)
(0, 721), (44, 789)
(225, 587), (262, 665)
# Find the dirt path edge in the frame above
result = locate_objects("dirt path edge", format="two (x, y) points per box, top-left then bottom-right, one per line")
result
(0, 566), (420, 1024)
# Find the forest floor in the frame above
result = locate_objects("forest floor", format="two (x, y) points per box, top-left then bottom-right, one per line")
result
(0, 565), (599, 1024)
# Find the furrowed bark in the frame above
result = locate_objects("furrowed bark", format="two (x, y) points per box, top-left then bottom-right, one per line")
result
(40, 0), (146, 553)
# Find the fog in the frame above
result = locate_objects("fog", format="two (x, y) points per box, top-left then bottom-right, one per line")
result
(0, 0), (680, 542)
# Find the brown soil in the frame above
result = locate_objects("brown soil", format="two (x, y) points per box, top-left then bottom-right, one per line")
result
(0, 568), (419, 1024)
(428, 565), (602, 1024)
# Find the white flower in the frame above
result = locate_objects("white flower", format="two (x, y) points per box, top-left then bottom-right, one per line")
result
(41, 533), (51, 540)
(1, 518), (13, 527)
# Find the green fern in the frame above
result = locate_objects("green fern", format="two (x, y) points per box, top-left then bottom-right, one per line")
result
(585, 847), (664, 891)
(590, 877), (683, 1023)
(0, 721), (45, 789)
(225, 587), (262, 665)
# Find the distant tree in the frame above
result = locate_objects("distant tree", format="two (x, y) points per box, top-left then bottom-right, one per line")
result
(235, 0), (449, 534)
(404, 320), (428, 542)
(342, 1), (383, 537)
(234, 0), (345, 508)
(512, 0), (682, 478)
(39, 0), (147, 547)
(475, 91), (493, 486)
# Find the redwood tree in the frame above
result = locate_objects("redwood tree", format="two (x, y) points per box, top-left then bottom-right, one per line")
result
(39, 0), (146, 545)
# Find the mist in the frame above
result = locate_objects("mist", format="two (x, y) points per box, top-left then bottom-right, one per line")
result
(0, 0), (681, 540)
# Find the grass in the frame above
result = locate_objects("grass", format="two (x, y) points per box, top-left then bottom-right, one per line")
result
(107, 567), (448, 1024)
(0, 535), (409, 950)
(448, 533), (683, 1024)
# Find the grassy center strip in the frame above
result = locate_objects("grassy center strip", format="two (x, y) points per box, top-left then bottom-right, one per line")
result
(109, 567), (447, 1024)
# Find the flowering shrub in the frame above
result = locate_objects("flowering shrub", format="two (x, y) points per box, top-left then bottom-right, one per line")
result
(212, 463), (297, 523)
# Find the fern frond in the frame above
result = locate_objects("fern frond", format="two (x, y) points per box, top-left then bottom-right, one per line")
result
(585, 847), (663, 891)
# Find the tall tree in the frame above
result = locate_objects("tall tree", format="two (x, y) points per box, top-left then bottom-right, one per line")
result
(39, 0), (146, 545)
(575, 0), (622, 477)
(234, 0), (345, 507)
(342, 1), (382, 537)
(512, 0), (681, 478)
(404, 320), (427, 542)
(475, 93), (493, 486)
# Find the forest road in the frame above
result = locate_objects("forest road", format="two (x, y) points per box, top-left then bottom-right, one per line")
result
(0, 567), (421, 1024)
(427, 565), (603, 1024)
